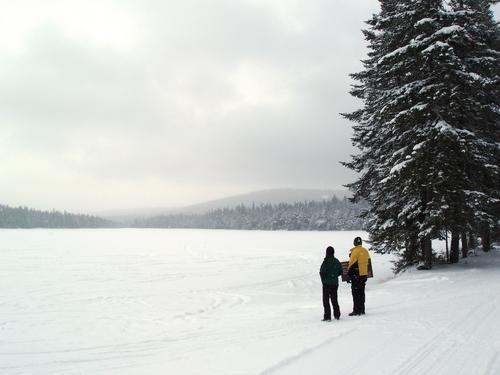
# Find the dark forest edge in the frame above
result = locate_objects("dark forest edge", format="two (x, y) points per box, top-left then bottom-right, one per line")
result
(133, 197), (367, 230)
(0, 205), (114, 228)
(0, 197), (367, 231)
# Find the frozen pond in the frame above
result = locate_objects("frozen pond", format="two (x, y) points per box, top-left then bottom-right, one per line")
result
(2, 229), (499, 375)
(0, 229), (385, 374)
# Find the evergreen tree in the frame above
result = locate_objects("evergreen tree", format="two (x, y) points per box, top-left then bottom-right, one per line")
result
(343, 0), (499, 270)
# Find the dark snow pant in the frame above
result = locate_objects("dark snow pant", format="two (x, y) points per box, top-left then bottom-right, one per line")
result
(322, 284), (340, 320)
(351, 276), (367, 314)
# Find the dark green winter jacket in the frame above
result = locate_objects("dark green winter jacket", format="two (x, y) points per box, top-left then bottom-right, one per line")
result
(319, 256), (342, 286)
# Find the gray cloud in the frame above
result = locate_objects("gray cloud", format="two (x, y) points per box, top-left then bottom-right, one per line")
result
(0, 0), (435, 211)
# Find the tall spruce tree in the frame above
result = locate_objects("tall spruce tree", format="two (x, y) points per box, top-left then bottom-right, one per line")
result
(343, 0), (499, 270)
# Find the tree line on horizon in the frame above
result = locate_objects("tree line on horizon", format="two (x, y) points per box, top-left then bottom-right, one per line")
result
(133, 197), (367, 231)
(343, 0), (499, 271)
(0, 198), (367, 231)
(0, 204), (113, 228)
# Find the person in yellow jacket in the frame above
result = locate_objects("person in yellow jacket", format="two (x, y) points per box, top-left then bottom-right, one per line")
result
(347, 236), (370, 316)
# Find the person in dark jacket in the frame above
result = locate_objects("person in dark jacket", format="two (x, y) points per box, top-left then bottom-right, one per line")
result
(319, 246), (343, 321)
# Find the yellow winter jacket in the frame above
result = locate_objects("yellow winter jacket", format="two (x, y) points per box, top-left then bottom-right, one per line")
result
(348, 245), (370, 276)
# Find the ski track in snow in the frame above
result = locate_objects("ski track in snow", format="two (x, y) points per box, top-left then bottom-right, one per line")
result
(0, 229), (499, 375)
(259, 329), (356, 375)
(393, 292), (500, 375)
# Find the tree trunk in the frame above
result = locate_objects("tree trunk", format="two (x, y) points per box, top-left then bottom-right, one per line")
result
(445, 228), (449, 263)
(469, 230), (477, 249)
(482, 224), (491, 252)
(450, 230), (460, 263)
(422, 236), (432, 269)
(406, 232), (418, 264)
(461, 231), (468, 258)
(419, 185), (432, 269)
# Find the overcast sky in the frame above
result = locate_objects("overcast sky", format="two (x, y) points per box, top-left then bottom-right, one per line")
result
(1, 1), (498, 213)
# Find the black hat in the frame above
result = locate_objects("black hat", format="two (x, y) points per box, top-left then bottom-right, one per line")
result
(326, 246), (334, 256)
(353, 237), (362, 246)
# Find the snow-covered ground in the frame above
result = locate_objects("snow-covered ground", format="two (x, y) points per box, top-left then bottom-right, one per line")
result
(0, 229), (498, 375)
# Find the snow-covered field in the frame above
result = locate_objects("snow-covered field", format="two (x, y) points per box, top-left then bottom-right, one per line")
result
(0, 229), (499, 375)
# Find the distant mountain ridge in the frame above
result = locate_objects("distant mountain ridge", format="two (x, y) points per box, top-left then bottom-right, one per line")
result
(100, 189), (350, 223)
(176, 189), (350, 214)
(0, 188), (359, 229)
(134, 195), (366, 231)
